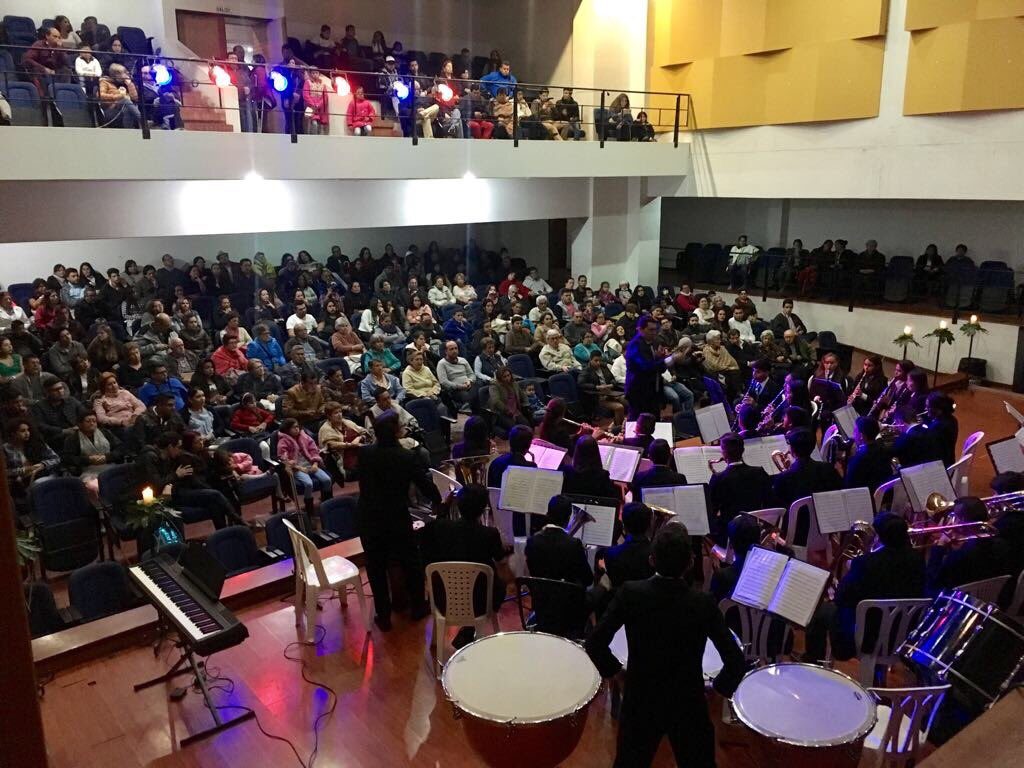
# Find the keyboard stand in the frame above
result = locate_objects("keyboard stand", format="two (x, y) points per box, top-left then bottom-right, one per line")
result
(134, 644), (255, 747)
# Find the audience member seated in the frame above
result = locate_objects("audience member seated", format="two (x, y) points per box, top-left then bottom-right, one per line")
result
(277, 417), (333, 514)
(437, 340), (480, 414)
(283, 371), (327, 430)
(32, 379), (83, 451)
(3, 418), (60, 511)
(487, 365), (532, 431)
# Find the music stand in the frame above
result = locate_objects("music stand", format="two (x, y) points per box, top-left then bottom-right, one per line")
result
(810, 378), (844, 413)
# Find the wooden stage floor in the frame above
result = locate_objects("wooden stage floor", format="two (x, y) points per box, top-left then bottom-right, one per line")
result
(38, 385), (1024, 767)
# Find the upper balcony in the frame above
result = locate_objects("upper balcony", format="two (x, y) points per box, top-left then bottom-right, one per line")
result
(0, 48), (692, 183)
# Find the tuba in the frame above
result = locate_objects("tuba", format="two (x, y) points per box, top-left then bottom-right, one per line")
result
(566, 504), (596, 537)
(645, 503), (678, 537)
(825, 522), (877, 600)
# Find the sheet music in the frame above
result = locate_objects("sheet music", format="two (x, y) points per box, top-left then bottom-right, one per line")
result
(742, 437), (774, 476)
(625, 420), (673, 443)
(498, 467), (564, 516)
(599, 443), (642, 483)
(695, 403), (732, 444)
(673, 446), (720, 485)
(900, 460), (955, 512)
(572, 504), (617, 548)
(759, 434), (789, 476)
(530, 444), (568, 471)
(988, 436), (1024, 474)
(834, 405), (858, 439)
(812, 490), (853, 535)
(732, 547), (789, 610)
(641, 485), (711, 536)
(769, 560), (830, 627)
(1005, 401), (1024, 426)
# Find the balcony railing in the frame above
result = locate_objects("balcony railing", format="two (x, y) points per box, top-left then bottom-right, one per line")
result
(0, 44), (693, 147)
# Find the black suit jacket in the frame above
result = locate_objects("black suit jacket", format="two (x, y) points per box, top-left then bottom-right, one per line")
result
(356, 442), (441, 536)
(926, 537), (1014, 598)
(708, 463), (774, 538)
(772, 458), (843, 510)
(525, 526), (594, 587)
(631, 465), (688, 499)
(844, 442), (893, 493)
(770, 311), (806, 338)
(562, 467), (618, 500)
(486, 451), (536, 488)
(835, 545), (926, 643)
(604, 535), (654, 588)
(585, 576), (746, 717)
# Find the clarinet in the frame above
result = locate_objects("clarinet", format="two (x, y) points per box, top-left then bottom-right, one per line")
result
(736, 378), (758, 414)
(867, 378), (895, 419)
(847, 373), (865, 406)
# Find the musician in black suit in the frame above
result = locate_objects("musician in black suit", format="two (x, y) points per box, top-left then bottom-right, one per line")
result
(621, 411), (657, 453)
(773, 427), (842, 545)
(844, 417), (894, 493)
(892, 391), (957, 471)
(357, 412), (443, 631)
(631, 439), (686, 498)
(848, 354), (888, 417)
(809, 351), (850, 430)
(708, 433), (775, 544)
(805, 512), (926, 661)
(741, 358), (781, 414)
(422, 484), (509, 647)
(525, 494), (594, 587)
(624, 315), (686, 419)
(585, 524), (746, 768)
(603, 502), (655, 589)
(486, 424), (537, 487)
(709, 513), (763, 603)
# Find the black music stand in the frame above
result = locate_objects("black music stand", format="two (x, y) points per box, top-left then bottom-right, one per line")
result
(133, 547), (254, 746)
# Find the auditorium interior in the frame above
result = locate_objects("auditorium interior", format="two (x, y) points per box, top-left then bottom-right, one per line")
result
(5, 1), (1024, 766)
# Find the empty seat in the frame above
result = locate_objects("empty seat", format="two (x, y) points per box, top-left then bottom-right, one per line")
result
(49, 82), (95, 127)
(5, 82), (46, 126)
(977, 265), (1014, 313)
(116, 26), (154, 56)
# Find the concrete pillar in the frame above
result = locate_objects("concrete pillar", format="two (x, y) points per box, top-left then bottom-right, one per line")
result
(570, 177), (662, 290)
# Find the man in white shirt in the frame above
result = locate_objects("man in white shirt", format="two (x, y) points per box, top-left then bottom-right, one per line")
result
(286, 301), (317, 336)
(538, 329), (581, 373)
(0, 292), (30, 330)
(727, 306), (756, 343)
(523, 266), (553, 296)
(528, 294), (551, 324)
(726, 234), (759, 290)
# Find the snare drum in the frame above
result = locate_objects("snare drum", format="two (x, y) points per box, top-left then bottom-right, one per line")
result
(900, 590), (1024, 713)
(731, 663), (877, 768)
(442, 631), (601, 768)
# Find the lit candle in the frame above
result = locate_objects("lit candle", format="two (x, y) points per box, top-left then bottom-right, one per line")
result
(970, 315), (978, 324)
(939, 320), (947, 330)
(903, 326), (912, 335)
(141, 487), (155, 506)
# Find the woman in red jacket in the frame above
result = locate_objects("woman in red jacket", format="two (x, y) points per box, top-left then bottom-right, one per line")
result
(230, 393), (275, 438)
(302, 67), (332, 135)
(210, 334), (248, 384)
(346, 85), (376, 136)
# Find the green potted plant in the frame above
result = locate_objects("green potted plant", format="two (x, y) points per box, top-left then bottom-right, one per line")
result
(122, 491), (183, 555)
(958, 315), (988, 384)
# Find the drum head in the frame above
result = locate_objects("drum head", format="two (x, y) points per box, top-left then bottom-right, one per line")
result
(732, 663), (876, 748)
(611, 627), (737, 680)
(442, 632), (601, 724)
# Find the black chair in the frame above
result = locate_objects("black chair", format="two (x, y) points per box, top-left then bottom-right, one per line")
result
(6, 81), (46, 126)
(29, 476), (102, 574)
(316, 357), (351, 378)
(405, 397), (452, 466)
(978, 265), (1014, 313)
(265, 511), (300, 557)
(547, 373), (585, 419)
(205, 525), (261, 576)
(2, 16), (36, 63)
(817, 330), (838, 351)
(515, 576), (590, 640)
(320, 496), (358, 541)
(24, 582), (71, 638)
(426, 51), (447, 76)
(68, 561), (133, 621)
(48, 82), (94, 128)
(116, 26), (154, 56)
(97, 463), (138, 556)
(882, 257), (914, 303)
(218, 437), (284, 513)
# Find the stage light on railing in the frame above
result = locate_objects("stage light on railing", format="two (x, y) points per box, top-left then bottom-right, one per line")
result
(334, 76), (351, 96)
(211, 65), (231, 88)
(437, 83), (454, 102)
(392, 81), (409, 100)
(270, 70), (289, 92)
(153, 64), (171, 86)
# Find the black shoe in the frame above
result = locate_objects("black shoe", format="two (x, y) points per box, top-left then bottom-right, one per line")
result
(373, 614), (392, 632)
(409, 603), (431, 621)
(452, 627), (476, 650)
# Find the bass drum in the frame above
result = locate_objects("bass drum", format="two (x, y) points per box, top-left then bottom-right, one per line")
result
(442, 631), (601, 768)
(900, 590), (1024, 713)
(731, 663), (876, 768)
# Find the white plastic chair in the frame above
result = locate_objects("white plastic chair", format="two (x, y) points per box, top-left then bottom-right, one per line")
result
(488, 487), (528, 577)
(946, 453), (973, 498)
(783, 496), (829, 564)
(750, 506), (785, 529)
(425, 561), (500, 675)
(853, 598), (932, 687)
(283, 519), (369, 640)
(718, 598), (792, 665)
(955, 575), (1011, 604)
(874, 477), (910, 519)
(960, 430), (985, 461)
(1007, 571), (1024, 617)
(859, 686), (949, 768)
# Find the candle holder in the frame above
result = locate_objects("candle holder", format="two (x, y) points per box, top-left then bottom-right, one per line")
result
(892, 329), (920, 360)
(924, 324), (956, 387)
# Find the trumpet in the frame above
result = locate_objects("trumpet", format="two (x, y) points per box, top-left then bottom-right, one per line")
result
(771, 449), (793, 473)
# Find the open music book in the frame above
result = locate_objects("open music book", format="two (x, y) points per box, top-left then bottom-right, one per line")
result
(528, 443), (568, 471)
(900, 460), (955, 513)
(673, 446), (724, 485)
(598, 443), (643, 483)
(498, 466), (565, 516)
(696, 403), (733, 445)
(833, 405), (858, 440)
(987, 430), (1024, 475)
(567, 502), (618, 548)
(812, 487), (875, 535)
(732, 547), (830, 628)
(625, 420), (673, 444)
(640, 484), (711, 536)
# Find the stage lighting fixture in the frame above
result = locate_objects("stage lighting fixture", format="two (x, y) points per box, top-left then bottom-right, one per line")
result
(211, 65), (231, 88)
(437, 83), (454, 102)
(153, 64), (171, 86)
(270, 70), (289, 92)
(393, 81), (409, 100)
(334, 76), (351, 96)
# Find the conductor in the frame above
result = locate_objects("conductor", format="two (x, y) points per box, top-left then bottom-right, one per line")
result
(585, 524), (746, 767)
(624, 314), (686, 420)
(357, 411), (442, 631)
